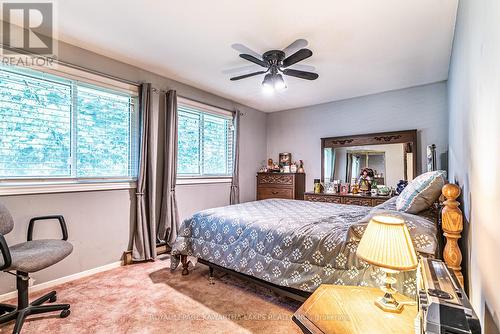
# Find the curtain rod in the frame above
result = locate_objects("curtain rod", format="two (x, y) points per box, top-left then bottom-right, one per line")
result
(54, 59), (141, 87)
(178, 94), (236, 114)
(0, 43), (141, 87)
(152, 88), (236, 113)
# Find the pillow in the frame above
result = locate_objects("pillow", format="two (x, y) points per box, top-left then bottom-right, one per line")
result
(396, 171), (446, 213)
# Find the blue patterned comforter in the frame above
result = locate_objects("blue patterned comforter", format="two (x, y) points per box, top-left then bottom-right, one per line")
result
(171, 199), (437, 297)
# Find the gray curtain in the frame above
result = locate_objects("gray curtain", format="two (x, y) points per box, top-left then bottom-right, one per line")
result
(230, 109), (240, 205)
(132, 87), (180, 260)
(132, 83), (157, 261)
(157, 90), (180, 245)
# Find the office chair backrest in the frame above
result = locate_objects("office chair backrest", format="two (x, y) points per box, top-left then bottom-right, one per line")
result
(0, 202), (14, 235)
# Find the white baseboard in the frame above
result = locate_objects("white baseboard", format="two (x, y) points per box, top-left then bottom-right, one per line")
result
(0, 261), (122, 302)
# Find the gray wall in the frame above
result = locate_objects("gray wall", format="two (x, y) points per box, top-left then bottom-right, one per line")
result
(0, 190), (134, 293)
(267, 82), (449, 191)
(0, 40), (267, 295)
(447, 0), (500, 332)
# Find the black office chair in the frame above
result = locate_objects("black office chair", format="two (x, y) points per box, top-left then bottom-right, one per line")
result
(0, 202), (73, 334)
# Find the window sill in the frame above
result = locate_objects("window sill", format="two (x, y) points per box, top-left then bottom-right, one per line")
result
(0, 180), (137, 196)
(176, 178), (232, 185)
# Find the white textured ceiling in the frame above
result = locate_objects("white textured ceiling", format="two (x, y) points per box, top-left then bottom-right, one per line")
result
(51, 0), (457, 112)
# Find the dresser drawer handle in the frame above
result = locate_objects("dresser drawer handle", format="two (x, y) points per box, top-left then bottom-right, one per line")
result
(272, 191), (279, 195)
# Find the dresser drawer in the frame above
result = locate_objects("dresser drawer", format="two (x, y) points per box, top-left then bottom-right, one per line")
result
(257, 173), (294, 186)
(304, 194), (342, 204)
(257, 186), (294, 200)
(372, 198), (389, 206)
(342, 197), (373, 206)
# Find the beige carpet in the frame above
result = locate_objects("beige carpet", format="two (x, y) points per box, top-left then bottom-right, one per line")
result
(0, 256), (302, 333)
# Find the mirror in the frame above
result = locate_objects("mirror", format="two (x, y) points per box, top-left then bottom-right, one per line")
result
(321, 130), (417, 188)
(324, 144), (413, 187)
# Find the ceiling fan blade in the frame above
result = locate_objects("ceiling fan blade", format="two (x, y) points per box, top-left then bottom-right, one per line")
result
(282, 39), (308, 56)
(283, 69), (319, 80)
(222, 64), (262, 75)
(282, 49), (313, 68)
(231, 43), (261, 59)
(230, 71), (267, 81)
(239, 54), (268, 68)
(288, 64), (316, 72)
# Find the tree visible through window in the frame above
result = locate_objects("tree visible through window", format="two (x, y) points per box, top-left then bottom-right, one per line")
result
(0, 66), (138, 180)
(177, 101), (233, 177)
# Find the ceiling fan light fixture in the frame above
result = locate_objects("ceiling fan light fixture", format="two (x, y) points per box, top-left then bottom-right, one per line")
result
(262, 73), (286, 93)
(262, 73), (275, 93)
(274, 74), (286, 90)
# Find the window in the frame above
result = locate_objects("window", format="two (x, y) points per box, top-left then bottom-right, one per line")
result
(0, 66), (138, 181)
(177, 99), (234, 178)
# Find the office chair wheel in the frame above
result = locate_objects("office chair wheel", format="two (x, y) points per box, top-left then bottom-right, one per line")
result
(49, 295), (57, 303)
(60, 309), (70, 318)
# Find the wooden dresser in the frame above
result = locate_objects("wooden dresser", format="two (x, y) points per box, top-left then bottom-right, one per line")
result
(256, 172), (305, 200)
(304, 192), (391, 207)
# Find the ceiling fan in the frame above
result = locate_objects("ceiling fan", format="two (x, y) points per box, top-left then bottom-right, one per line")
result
(229, 39), (319, 91)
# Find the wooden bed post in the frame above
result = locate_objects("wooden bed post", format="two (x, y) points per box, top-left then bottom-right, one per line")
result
(441, 183), (464, 287)
(181, 255), (189, 276)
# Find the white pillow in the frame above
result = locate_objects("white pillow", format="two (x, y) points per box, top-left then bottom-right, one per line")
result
(396, 171), (446, 213)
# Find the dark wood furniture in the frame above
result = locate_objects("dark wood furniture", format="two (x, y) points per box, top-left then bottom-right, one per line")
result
(256, 172), (305, 200)
(304, 192), (392, 207)
(292, 285), (417, 334)
(321, 129), (418, 183)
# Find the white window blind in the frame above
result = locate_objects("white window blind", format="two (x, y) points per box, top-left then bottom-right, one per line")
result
(177, 100), (233, 178)
(0, 66), (138, 180)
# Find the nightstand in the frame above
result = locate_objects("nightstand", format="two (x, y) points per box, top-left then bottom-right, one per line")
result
(292, 285), (417, 334)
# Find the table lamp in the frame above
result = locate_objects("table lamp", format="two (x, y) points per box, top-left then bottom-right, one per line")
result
(356, 215), (418, 313)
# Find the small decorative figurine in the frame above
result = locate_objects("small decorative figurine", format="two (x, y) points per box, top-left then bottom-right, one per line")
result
(396, 180), (408, 195)
(297, 160), (305, 173)
(358, 168), (374, 194)
(340, 183), (350, 195)
(290, 162), (298, 173)
(314, 179), (323, 194)
(267, 158), (274, 170)
(351, 182), (359, 194)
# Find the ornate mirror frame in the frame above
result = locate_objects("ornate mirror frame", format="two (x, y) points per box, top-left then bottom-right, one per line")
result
(321, 129), (418, 183)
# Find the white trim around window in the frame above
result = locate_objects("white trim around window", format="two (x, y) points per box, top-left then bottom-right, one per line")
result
(0, 180), (137, 196)
(29, 63), (139, 95)
(176, 177), (232, 185)
(177, 96), (233, 118)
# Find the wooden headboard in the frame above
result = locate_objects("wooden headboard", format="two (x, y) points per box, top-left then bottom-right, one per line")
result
(441, 183), (464, 286)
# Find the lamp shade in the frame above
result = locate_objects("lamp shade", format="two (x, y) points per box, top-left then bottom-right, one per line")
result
(356, 215), (418, 271)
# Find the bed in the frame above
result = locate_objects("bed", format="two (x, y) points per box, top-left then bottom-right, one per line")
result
(170, 183), (464, 302)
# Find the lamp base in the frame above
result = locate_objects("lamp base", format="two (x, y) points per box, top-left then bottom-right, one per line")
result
(375, 270), (404, 313)
(375, 294), (404, 313)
